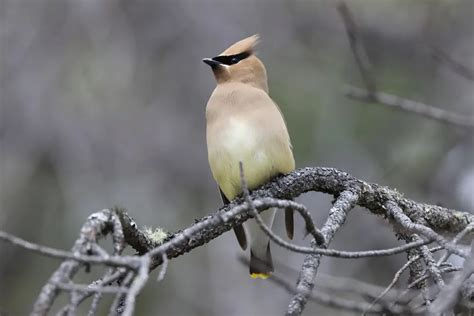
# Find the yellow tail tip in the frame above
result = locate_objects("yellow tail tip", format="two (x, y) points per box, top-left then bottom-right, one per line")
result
(250, 273), (271, 279)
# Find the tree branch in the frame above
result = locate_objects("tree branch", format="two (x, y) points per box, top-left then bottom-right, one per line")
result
(344, 85), (474, 128)
(337, 0), (474, 129)
(336, 0), (377, 98)
(429, 241), (474, 314)
(2, 167), (472, 315)
(143, 166), (472, 271)
(431, 48), (474, 82)
(31, 209), (129, 315)
(286, 189), (359, 315)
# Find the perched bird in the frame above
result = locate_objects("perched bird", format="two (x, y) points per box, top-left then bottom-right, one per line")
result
(203, 35), (295, 279)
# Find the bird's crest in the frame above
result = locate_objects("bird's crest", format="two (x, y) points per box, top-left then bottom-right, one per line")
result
(220, 34), (260, 56)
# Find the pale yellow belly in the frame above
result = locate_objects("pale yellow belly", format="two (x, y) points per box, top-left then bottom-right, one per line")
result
(208, 119), (278, 200)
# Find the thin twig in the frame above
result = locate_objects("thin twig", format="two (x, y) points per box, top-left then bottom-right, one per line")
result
(344, 85), (474, 128)
(55, 281), (128, 295)
(364, 246), (444, 314)
(429, 241), (474, 314)
(418, 241), (445, 288)
(437, 223), (474, 266)
(432, 48), (474, 81)
(337, 0), (377, 97)
(109, 271), (135, 316)
(338, 0), (474, 129)
(408, 266), (462, 289)
(55, 269), (127, 316)
(386, 201), (467, 258)
(121, 255), (151, 316)
(238, 203), (430, 257)
(87, 292), (104, 316)
(157, 253), (168, 282)
(240, 164), (325, 245)
(32, 209), (129, 315)
(244, 256), (410, 304)
(240, 162), (432, 260)
(66, 291), (80, 316)
(86, 268), (117, 316)
(269, 270), (410, 314)
(87, 292), (103, 316)
(0, 230), (136, 268)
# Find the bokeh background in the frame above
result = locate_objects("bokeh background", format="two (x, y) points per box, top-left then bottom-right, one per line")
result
(1, 0), (473, 315)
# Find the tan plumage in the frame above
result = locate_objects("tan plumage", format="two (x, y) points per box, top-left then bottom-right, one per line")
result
(203, 35), (295, 278)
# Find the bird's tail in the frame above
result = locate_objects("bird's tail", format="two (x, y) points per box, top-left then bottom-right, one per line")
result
(247, 207), (276, 279)
(249, 242), (273, 279)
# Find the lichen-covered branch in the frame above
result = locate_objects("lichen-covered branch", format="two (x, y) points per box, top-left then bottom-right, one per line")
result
(1, 166), (472, 315)
(124, 166), (472, 269)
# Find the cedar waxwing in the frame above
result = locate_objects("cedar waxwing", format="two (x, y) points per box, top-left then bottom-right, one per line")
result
(203, 35), (295, 279)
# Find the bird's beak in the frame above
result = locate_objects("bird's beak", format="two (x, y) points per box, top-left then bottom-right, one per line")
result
(202, 58), (222, 68)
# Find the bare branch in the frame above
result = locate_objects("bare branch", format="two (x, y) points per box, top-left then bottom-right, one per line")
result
(399, 239), (433, 309)
(109, 271), (135, 316)
(386, 201), (467, 258)
(269, 271), (409, 314)
(432, 48), (474, 81)
(286, 190), (359, 315)
(437, 224), (474, 266)
(257, 258), (413, 304)
(87, 295), (102, 316)
(239, 161), (325, 246)
(239, 162), (430, 260)
(364, 246), (445, 313)
(156, 254), (168, 282)
(235, 200), (431, 257)
(337, 0), (377, 97)
(344, 85), (474, 128)
(31, 209), (132, 315)
(121, 167), (472, 269)
(0, 230), (138, 268)
(121, 256), (151, 316)
(418, 242), (445, 289)
(1, 166), (469, 315)
(408, 266), (462, 289)
(87, 290), (104, 316)
(429, 241), (474, 314)
(56, 269), (127, 316)
(54, 282), (128, 294)
(337, 1), (474, 129)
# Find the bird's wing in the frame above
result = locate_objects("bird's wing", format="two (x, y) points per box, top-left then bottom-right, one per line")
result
(220, 187), (248, 250)
(285, 208), (294, 240)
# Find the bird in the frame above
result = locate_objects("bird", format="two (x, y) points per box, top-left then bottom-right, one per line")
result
(203, 35), (295, 279)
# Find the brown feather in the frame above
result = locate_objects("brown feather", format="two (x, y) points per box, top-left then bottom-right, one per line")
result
(285, 208), (294, 240)
(220, 34), (259, 56)
(220, 188), (248, 250)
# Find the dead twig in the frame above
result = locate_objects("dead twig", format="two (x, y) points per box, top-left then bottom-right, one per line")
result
(344, 85), (474, 128)
(432, 48), (474, 81)
(337, 0), (377, 98)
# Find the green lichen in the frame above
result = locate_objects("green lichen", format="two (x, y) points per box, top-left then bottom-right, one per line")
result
(143, 226), (168, 245)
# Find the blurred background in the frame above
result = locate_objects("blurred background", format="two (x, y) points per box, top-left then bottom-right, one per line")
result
(1, 0), (473, 315)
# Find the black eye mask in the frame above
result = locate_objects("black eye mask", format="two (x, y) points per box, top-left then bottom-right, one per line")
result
(212, 51), (251, 65)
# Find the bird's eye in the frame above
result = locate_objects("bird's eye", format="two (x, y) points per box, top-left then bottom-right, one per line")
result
(211, 52), (250, 66)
